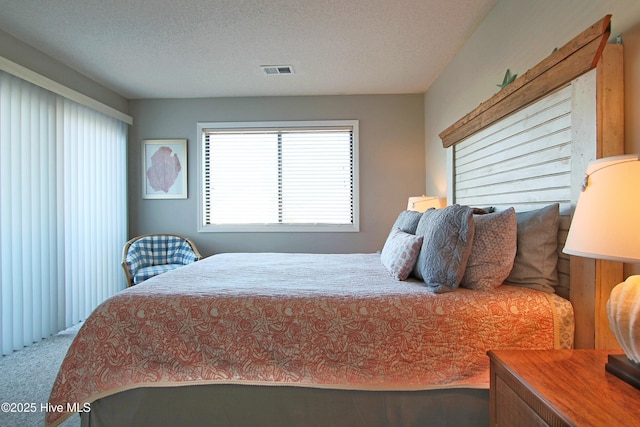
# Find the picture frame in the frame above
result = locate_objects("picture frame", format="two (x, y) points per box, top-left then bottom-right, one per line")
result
(142, 139), (188, 199)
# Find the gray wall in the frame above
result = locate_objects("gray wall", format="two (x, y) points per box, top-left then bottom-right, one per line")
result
(128, 95), (425, 256)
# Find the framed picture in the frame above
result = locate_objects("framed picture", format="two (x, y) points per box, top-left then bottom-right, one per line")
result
(142, 139), (188, 199)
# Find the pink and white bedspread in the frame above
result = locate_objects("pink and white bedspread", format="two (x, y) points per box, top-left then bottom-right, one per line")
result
(47, 253), (573, 426)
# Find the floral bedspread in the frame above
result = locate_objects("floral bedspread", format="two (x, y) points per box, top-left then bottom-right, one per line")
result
(47, 253), (573, 426)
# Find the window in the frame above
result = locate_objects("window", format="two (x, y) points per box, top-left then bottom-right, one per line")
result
(198, 120), (359, 232)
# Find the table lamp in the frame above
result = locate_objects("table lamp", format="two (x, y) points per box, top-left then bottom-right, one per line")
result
(563, 154), (640, 388)
(407, 195), (443, 212)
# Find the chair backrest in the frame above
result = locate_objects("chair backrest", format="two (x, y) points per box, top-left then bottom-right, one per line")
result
(121, 234), (202, 286)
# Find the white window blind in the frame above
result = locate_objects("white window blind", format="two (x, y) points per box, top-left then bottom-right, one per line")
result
(0, 70), (127, 355)
(198, 121), (359, 232)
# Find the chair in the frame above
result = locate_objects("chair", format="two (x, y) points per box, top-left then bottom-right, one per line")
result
(121, 234), (203, 286)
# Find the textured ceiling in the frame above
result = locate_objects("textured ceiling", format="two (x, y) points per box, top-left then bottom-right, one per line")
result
(0, 0), (498, 99)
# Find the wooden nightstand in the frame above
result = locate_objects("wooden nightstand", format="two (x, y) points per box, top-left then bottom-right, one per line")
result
(488, 350), (640, 426)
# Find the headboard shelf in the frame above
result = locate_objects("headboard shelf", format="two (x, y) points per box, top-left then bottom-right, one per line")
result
(439, 15), (611, 149)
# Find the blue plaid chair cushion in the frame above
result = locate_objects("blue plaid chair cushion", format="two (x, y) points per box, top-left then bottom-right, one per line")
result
(123, 235), (201, 285)
(134, 264), (185, 284)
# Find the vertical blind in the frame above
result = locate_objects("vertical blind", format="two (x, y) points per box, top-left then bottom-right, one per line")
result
(0, 71), (127, 355)
(200, 122), (357, 231)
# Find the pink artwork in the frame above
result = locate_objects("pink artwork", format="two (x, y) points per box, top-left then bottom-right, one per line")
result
(146, 146), (182, 193)
(143, 139), (187, 199)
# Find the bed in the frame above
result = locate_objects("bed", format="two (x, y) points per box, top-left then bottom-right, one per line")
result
(46, 204), (573, 427)
(49, 244), (573, 427)
(47, 16), (620, 427)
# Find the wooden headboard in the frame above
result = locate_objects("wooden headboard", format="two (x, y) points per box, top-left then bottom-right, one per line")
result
(440, 16), (624, 350)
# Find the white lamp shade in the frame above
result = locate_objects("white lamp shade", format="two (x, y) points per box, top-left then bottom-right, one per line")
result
(563, 154), (640, 263)
(407, 196), (443, 212)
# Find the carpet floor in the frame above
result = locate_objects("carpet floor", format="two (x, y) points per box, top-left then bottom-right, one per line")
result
(0, 324), (82, 427)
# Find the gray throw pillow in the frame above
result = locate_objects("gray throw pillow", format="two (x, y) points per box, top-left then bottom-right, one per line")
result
(413, 204), (475, 293)
(390, 210), (424, 235)
(461, 208), (517, 291)
(504, 203), (560, 293)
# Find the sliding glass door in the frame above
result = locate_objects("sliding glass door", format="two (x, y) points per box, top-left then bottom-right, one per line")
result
(0, 71), (127, 355)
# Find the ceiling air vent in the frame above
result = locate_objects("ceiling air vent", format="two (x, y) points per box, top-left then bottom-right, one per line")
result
(261, 65), (294, 75)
